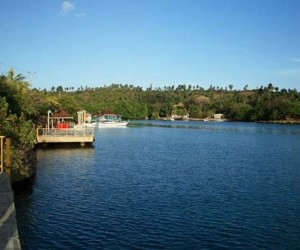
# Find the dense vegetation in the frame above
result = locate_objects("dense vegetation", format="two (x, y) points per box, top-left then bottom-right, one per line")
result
(1, 69), (300, 180)
(43, 83), (300, 122)
(0, 69), (58, 179)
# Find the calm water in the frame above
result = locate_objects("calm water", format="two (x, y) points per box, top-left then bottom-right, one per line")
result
(14, 121), (300, 249)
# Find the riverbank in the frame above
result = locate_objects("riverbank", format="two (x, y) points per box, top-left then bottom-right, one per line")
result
(172, 117), (300, 124)
(0, 173), (21, 250)
(257, 119), (300, 124)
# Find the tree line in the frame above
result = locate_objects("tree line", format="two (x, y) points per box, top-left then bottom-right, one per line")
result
(44, 82), (300, 122)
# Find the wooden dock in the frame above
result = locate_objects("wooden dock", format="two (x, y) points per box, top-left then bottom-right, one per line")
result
(36, 128), (95, 146)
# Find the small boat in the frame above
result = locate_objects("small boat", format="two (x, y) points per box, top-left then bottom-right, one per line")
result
(97, 114), (128, 128)
(203, 118), (224, 122)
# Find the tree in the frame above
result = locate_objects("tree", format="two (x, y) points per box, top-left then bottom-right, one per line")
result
(56, 86), (63, 92)
(6, 68), (30, 93)
(267, 83), (274, 92)
(7, 68), (26, 82)
(0, 75), (37, 179)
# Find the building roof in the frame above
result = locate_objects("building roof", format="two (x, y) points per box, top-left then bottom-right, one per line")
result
(52, 110), (73, 119)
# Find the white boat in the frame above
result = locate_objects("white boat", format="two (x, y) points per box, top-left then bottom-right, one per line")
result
(97, 114), (128, 128)
(203, 118), (224, 122)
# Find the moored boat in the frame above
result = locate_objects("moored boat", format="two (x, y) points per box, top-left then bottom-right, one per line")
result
(97, 114), (128, 127)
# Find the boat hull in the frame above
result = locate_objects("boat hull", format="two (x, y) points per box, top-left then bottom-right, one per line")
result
(97, 121), (128, 128)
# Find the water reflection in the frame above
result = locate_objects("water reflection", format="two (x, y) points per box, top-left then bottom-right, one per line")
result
(14, 123), (300, 249)
(129, 120), (300, 135)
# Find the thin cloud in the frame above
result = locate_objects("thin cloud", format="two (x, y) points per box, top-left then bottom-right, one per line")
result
(61, 1), (74, 15)
(61, 1), (85, 17)
(75, 12), (86, 18)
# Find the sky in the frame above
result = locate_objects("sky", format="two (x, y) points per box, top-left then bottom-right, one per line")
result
(1, 0), (300, 90)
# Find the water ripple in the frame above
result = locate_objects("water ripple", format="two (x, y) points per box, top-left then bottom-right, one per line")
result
(14, 123), (300, 249)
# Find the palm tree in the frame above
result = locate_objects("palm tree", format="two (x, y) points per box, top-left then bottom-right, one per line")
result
(7, 68), (26, 82)
(267, 83), (274, 92)
(6, 68), (30, 93)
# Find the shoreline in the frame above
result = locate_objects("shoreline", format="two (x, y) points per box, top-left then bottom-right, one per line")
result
(159, 117), (300, 124)
(256, 120), (300, 124)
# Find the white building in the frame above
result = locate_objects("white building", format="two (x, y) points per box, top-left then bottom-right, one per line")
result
(213, 113), (224, 120)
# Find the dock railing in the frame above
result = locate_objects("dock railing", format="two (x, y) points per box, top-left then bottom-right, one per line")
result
(0, 136), (11, 174)
(36, 128), (95, 144)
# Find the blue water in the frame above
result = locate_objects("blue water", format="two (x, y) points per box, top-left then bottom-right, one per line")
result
(14, 121), (300, 249)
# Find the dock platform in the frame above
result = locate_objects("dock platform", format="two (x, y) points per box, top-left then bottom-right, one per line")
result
(36, 128), (95, 145)
(0, 173), (21, 250)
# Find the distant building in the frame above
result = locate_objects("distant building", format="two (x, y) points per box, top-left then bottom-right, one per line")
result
(77, 110), (92, 124)
(171, 103), (189, 120)
(213, 113), (224, 120)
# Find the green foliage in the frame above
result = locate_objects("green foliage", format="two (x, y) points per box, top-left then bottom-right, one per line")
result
(0, 72), (38, 179)
(0, 97), (36, 178)
(43, 83), (299, 122)
(114, 101), (148, 120)
(225, 103), (253, 121)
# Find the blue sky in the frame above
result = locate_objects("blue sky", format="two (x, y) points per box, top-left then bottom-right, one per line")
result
(1, 0), (300, 90)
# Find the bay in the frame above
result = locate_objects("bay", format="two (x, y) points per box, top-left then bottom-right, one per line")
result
(14, 121), (300, 249)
